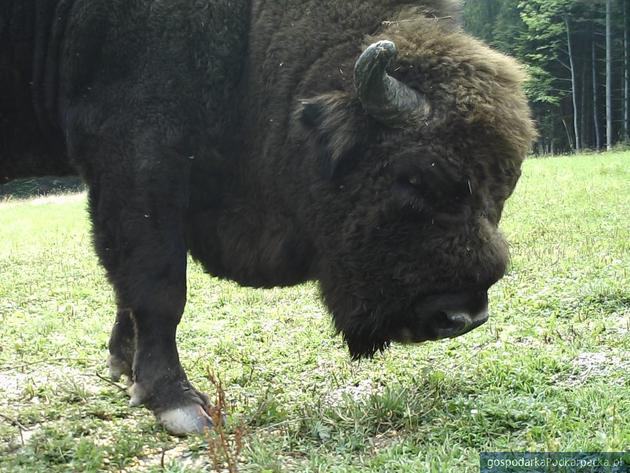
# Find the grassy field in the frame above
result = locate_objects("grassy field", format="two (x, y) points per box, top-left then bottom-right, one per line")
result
(0, 152), (628, 472)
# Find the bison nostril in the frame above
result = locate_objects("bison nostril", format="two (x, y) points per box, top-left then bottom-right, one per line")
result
(432, 311), (454, 330)
(432, 311), (472, 332)
(444, 311), (473, 329)
(430, 309), (486, 339)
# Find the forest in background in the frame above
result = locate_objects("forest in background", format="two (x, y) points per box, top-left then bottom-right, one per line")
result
(463, 0), (630, 155)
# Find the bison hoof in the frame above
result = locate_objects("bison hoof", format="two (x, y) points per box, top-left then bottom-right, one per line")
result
(127, 379), (215, 435)
(157, 405), (215, 436)
(108, 354), (132, 383)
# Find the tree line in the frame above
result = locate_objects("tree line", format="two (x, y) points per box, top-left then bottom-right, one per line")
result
(463, 0), (629, 155)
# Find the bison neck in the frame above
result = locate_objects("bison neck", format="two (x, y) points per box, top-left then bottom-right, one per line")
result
(186, 168), (316, 289)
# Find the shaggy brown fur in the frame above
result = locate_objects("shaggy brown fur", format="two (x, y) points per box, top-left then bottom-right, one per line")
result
(0, 0), (535, 433)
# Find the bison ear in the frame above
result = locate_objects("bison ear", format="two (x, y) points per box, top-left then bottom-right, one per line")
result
(297, 94), (365, 180)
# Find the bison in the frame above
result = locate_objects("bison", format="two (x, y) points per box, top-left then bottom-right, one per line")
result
(0, 0), (535, 435)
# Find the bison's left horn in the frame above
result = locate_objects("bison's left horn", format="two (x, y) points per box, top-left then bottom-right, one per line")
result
(354, 40), (430, 127)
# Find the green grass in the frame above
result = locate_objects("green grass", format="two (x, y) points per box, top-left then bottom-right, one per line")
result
(1, 152), (629, 472)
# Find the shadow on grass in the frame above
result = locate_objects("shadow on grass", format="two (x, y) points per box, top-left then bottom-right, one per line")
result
(0, 176), (84, 199)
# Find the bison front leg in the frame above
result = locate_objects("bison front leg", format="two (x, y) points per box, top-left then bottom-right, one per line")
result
(82, 130), (214, 436)
(127, 288), (213, 436)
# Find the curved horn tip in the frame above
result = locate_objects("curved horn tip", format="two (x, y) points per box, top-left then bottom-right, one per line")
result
(371, 40), (397, 57)
(354, 39), (430, 127)
(354, 40), (398, 85)
(360, 40), (398, 65)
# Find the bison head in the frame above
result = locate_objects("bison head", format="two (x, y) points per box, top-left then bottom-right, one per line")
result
(292, 20), (535, 358)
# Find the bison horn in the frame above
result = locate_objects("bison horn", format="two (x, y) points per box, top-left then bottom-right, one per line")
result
(354, 40), (430, 127)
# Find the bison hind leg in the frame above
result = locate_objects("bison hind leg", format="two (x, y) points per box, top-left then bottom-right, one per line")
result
(107, 309), (135, 383)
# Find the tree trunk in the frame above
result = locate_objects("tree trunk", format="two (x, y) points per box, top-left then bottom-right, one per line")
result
(562, 118), (574, 151)
(565, 15), (580, 152)
(606, 0), (613, 150)
(581, 64), (586, 148)
(593, 39), (602, 151)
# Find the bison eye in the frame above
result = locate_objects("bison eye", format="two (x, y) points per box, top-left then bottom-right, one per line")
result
(393, 174), (425, 212)
(407, 175), (421, 188)
(396, 173), (422, 193)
